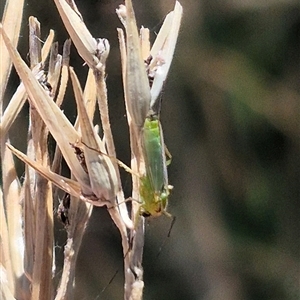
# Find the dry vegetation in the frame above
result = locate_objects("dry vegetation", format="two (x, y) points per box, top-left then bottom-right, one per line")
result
(0, 0), (182, 299)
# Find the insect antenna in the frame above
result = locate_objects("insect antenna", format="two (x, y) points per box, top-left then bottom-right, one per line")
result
(99, 246), (131, 295)
(99, 269), (119, 295)
(155, 215), (176, 259)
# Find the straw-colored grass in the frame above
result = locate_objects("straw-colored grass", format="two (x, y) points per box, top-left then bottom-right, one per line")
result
(0, 1), (182, 299)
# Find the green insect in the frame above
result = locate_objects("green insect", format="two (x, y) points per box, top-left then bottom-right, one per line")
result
(139, 112), (172, 217)
(78, 110), (172, 218)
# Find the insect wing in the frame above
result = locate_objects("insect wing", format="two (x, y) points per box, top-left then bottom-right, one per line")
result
(142, 116), (167, 194)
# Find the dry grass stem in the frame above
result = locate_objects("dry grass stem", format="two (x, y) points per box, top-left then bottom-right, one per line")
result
(0, 0), (25, 104)
(117, 1), (151, 129)
(55, 39), (71, 107)
(0, 1), (182, 299)
(53, 0), (103, 71)
(69, 67), (118, 203)
(0, 30), (54, 137)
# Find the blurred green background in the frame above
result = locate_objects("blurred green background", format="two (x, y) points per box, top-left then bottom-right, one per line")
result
(3, 0), (300, 299)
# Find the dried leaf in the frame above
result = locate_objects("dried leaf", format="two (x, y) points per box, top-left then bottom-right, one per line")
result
(0, 24), (92, 194)
(0, 0), (25, 103)
(117, 1), (151, 128)
(7, 144), (83, 199)
(70, 67), (118, 202)
(54, 0), (103, 70)
(0, 29), (54, 137)
(149, 1), (183, 109)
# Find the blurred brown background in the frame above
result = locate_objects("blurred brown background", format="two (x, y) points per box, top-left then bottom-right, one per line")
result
(2, 0), (300, 299)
